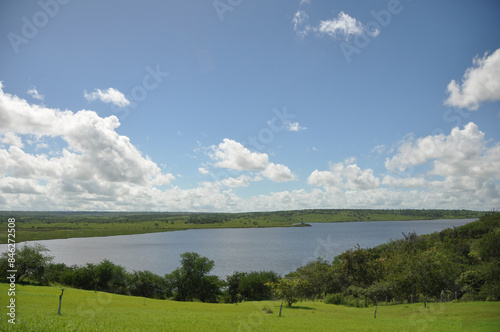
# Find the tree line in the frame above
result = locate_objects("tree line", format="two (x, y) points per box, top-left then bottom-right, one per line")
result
(1, 213), (498, 306)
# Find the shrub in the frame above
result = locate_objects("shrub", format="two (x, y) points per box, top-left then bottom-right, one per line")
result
(324, 293), (345, 305)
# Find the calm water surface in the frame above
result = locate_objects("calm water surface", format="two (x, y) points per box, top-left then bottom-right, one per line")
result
(5, 219), (476, 278)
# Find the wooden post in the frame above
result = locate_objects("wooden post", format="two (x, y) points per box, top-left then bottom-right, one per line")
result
(279, 301), (283, 317)
(58, 289), (65, 315)
(374, 307), (377, 319)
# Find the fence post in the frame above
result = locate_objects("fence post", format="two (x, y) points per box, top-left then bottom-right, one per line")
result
(58, 289), (65, 315)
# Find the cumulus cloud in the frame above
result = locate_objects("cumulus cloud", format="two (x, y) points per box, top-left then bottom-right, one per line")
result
(211, 138), (269, 171)
(293, 10), (376, 41)
(84, 87), (130, 107)
(221, 175), (251, 188)
(308, 161), (380, 190)
(385, 122), (485, 173)
(382, 122), (500, 205)
(262, 163), (295, 182)
(0, 83), (174, 209)
(445, 48), (500, 110)
(305, 123), (500, 210)
(317, 12), (365, 41)
(209, 138), (295, 183)
(1, 83), (498, 212)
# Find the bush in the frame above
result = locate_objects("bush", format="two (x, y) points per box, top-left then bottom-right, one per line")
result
(238, 271), (280, 301)
(324, 293), (345, 305)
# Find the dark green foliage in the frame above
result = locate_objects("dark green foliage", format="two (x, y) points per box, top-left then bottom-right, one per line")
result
(339, 245), (383, 288)
(128, 270), (168, 299)
(186, 214), (227, 224)
(286, 258), (335, 299)
(93, 259), (129, 294)
(226, 271), (246, 303)
(478, 232), (500, 262)
(225, 271), (279, 302)
(324, 293), (345, 305)
(166, 252), (223, 303)
(320, 212), (500, 306)
(0, 243), (53, 284)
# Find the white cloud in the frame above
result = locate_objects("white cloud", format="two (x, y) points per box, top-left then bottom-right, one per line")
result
(381, 175), (429, 188)
(306, 123), (500, 210)
(27, 87), (44, 101)
(209, 138), (295, 183)
(385, 122), (485, 173)
(308, 169), (342, 188)
(1, 83), (498, 212)
(0, 133), (23, 148)
(299, 0), (311, 5)
(292, 9), (380, 42)
(286, 121), (307, 132)
(445, 48), (500, 110)
(381, 123), (500, 206)
(198, 167), (209, 175)
(211, 138), (269, 171)
(84, 87), (130, 108)
(308, 161), (380, 190)
(293, 10), (311, 38)
(0, 83), (174, 208)
(221, 175), (251, 188)
(262, 163), (295, 182)
(317, 12), (364, 41)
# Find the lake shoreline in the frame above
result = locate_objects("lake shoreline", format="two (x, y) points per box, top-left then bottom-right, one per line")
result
(0, 209), (483, 244)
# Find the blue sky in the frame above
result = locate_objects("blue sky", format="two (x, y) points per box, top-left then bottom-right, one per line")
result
(0, 0), (499, 211)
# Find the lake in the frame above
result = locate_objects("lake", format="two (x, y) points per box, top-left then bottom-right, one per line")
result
(5, 218), (476, 278)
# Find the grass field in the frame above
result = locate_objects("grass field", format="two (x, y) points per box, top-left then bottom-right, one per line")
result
(1, 284), (499, 331)
(0, 209), (484, 244)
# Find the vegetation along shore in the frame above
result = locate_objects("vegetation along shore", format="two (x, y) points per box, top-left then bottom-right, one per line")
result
(0, 209), (484, 244)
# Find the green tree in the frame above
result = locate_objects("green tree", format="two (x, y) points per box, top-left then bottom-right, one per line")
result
(340, 245), (382, 288)
(268, 278), (309, 307)
(128, 270), (168, 299)
(94, 259), (129, 294)
(166, 252), (222, 303)
(60, 263), (96, 290)
(237, 271), (279, 301)
(225, 271), (246, 303)
(0, 243), (53, 284)
(478, 232), (500, 262)
(287, 258), (333, 300)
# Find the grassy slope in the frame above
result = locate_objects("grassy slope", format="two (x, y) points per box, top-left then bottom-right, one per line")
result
(0, 210), (484, 244)
(1, 284), (499, 331)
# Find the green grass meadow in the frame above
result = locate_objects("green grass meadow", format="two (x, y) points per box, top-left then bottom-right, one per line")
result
(1, 284), (499, 331)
